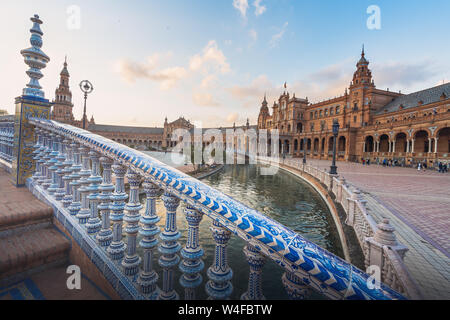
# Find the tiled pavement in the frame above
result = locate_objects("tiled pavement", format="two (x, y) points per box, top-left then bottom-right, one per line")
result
(294, 158), (450, 299)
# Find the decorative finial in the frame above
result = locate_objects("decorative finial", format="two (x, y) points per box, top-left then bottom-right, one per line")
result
(362, 44), (365, 56)
(20, 14), (50, 98)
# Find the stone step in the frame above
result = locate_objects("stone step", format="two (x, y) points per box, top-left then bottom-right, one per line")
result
(0, 201), (53, 238)
(0, 228), (70, 282)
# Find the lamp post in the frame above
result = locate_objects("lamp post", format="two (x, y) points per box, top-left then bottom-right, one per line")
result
(329, 119), (340, 175)
(80, 80), (93, 130)
(303, 137), (307, 164)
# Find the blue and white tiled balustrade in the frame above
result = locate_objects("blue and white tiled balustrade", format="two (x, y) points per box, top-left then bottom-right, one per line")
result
(26, 118), (406, 300)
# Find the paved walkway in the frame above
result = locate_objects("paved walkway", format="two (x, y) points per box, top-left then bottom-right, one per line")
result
(290, 158), (450, 299)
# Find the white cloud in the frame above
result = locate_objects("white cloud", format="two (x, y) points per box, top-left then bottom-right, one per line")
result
(189, 40), (231, 75)
(269, 22), (288, 48)
(233, 0), (249, 18)
(253, 0), (266, 16)
(114, 57), (187, 90)
(227, 112), (240, 123)
(200, 74), (218, 89)
(193, 92), (220, 107)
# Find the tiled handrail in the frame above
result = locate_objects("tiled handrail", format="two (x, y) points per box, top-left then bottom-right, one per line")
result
(261, 156), (421, 299)
(27, 118), (405, 300)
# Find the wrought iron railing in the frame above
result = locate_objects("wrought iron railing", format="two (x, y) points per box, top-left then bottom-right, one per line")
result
(26, 118), (405, 300)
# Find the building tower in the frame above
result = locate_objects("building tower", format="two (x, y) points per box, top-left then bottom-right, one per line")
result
(258, 94), (269, 129)
(52, 58), (74, 123)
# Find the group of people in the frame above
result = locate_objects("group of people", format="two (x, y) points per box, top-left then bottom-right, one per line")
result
(381, 158), (400, 167)
(361, 158), (371, 165)
(438, 162), (448, 173)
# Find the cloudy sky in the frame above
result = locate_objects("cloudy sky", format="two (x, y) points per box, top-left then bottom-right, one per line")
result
(1, 0), (449, 128)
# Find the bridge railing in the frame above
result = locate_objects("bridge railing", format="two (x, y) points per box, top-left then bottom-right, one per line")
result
(258, 156), (422, 299)
(0, 124), (14, 164)
(26, 118), (405, 300)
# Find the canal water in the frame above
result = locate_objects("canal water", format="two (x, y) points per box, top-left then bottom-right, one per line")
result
(138, 153), (344, 299)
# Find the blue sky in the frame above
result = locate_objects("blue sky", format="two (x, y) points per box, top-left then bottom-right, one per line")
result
(1, 0), (449, 127)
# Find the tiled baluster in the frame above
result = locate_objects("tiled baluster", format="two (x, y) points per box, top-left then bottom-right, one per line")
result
(180, 205), (204, 300)
(37, 130), (49, 186)
(47, 133), (60, 195)
(107, 162), (128, 261)
(122, 170), (143, 276)
(205, 220), (233, 300)
(241, 244), (266, 300)
(54, 135), (67, 201)
(86, 151), (103, 234)
(138, 179), (161, 297)
(96, 157), (114, 247)
(158, 192), (181, 300)
(282, 271), (310, 300)
(41, 131), (54, 189)
(32, 128), (43, 181)
(68, 143), (82, 214)
(76, 147), (92, 224)
(61, 140), (74, 207)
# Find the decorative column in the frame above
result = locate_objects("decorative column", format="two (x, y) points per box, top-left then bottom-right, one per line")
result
(76, 147), (92, 224)
(37, 130), (50, 186)
(180, 205), (204, 300)
(376, 140), (380, 153)
(61, 140), (74, 207)
(68, 143), (82, 214)
(411, 139), (415, 153)
(54, 135), (67, 200)
(42, 132), (54, 190)
(206, 220), (233, 300)
(282, 271), (311, 300)
(86, 151), (103, 234)
(122, 170), (143, 276)
(138, 179), (161, 297)
(158, 192), (181, 300)
(428, 138), (432, 153)
(241, 244), (266, 300)
(107, 161), (128, 261)
(434, 137), (438, 154)
(392, 140), (396, 153)
(12, 15), (51, 186)
(47, 133), (60, 195)
(31, 128), (44, 181)
(96, 157), (114, 247)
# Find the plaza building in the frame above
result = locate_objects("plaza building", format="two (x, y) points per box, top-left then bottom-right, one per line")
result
(257, 49), (450, 167)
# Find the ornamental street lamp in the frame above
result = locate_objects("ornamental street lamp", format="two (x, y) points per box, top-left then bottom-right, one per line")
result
(329, 119), (340, 175)
(79, 80), (93, 130)
(303, 137), (307, 164)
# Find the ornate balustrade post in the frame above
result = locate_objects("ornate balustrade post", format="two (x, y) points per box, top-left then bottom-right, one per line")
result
(180, 205), (204, 300)
(96, 157), (114, 247)
(282, 271), (311, 300)
(47, 133), (60, 195)
(41, 131), (54, 190)
(122, 170), (143, 277)
(54, 135), (67, 200)
(61, 140), (74, 207)
(76, 147), (92, 224)
(241, 244), (266, 300)
(345, 189), (361, 227)
(86, 151), (102, 234)
(107, 161), (128, 261)
(138, 179), (161, 297)
(206, 220), (233, 300)
(32, 128), (44, 181)
(68, 143), (82, 214)
(158, 192), (181, 300)
(37, 130), (50, 186)
(365, 219), (408, 277)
